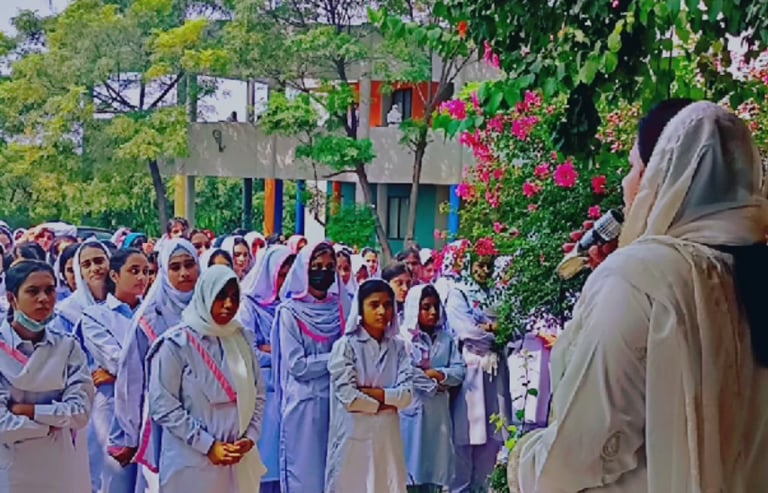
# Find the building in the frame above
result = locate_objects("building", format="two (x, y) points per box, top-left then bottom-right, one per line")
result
(163, 54), (497, 252)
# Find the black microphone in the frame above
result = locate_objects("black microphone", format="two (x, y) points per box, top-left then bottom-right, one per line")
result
(556, 209), (624, 280)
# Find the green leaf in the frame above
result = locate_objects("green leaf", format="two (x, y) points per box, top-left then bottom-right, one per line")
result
(527, 388), (539, 397)
(543, 77), (558, 97)
(487, 90), (504, 114)
(603, 52), (618, 73)
(608, 31), (622, 53)
(578, 58), (600, 84)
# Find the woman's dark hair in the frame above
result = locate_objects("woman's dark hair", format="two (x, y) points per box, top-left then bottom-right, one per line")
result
(396, 247), (420, 262)
(80, 242), (110, 259)
(361, 247), (377, 258)
(49, 235), (77, 262)
(101, 241), (118, 256)
(231, 228), (247, 237)
(637, 98), (694, 165)
(357, 279), (395, 315)
(3, 254), (14, 275)
(419, 284), (442, 320)
(282, 254), (297, 271)
(6, 260), (55, 296)
(0, 225), (12, 245)
(106, 248), (144, 294)
(146, 251), (159, 266)
(124, 234), (148, 249)
(713, 244), (768, 367)
(166, 217), (190, 236)
(58, 243), (80, 282)
(382, 262), (411, 282)
(266, 234), (284, 246)
(208, 250), (233, 268)
(336, 249), (351, 262)
(13, 242), (46, 262)
(214, 235), (227, 248)
(310, 243), (336, 263)
(232, 237), (249, 252)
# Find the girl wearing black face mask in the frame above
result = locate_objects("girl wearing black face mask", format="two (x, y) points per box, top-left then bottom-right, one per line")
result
(269, 242), (350, 493)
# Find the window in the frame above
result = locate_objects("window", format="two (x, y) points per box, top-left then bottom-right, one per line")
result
(391, 88), (413, 120)
(387, 196), (410, 240)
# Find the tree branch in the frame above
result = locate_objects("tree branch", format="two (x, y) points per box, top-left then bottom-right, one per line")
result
(322, 168), (355, 179)
(147, 73), (184, 110)
(101, 80), (136, 110)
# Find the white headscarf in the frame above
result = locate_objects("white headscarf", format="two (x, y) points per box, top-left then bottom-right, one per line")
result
(55, 239), (110, 324)
(133, 238), (198, 325)
(181, 265), (266, 488)
(344, 279), (400, 339)
(519, 102), (768, 493)
(241, 245), (292, 303)
(399, 284), (449, 368)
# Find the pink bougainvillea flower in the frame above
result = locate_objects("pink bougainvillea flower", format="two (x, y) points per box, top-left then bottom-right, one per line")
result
(459, 130), (478, 147)
(611, 0), (619, 8)
(471, 91), (481, 112)
(475, 237), (499, 256)
(509, 227), (521, 238)
(511, 116), (539, 141)
(483, 41), (501, 69)
(493, 222), (506, 234)
(522, 181), (542, 199)
(434, 229), (447, 240)
(550, 151), (559, 161)
(488, 116), (504, 133)
(485, 189), (501, 208)
(534, 163), (551, 179)
(588, 205), (602, 219)
(492, 167), (505, 180)
(528, 203), (539, 212)
(455, 182), (476, 201)
(440, 99), (467, 120)
(591, 175), (607, 195)
(553, 160), (578, 188)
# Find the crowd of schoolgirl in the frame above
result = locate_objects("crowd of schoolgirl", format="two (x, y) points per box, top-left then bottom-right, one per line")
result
(0, 218), (523, 493)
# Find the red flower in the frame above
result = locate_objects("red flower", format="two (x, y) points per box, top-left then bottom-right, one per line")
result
(553, 160), (578, 188)
(522, 181), (542, 199)
(588, 205), (602, 219)
(493, 222), (505, 234)
(534, 163), (550, 179)
(458, 21), (468, 39)
(591, 175), (607, 195)
(475, 237), (499, 256)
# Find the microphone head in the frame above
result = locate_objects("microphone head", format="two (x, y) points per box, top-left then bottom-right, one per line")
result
(592, 209), (624, 243)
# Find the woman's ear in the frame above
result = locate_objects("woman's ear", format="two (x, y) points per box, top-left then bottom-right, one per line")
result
(7, 292), (17, 312)
(109, 270), (120, 287)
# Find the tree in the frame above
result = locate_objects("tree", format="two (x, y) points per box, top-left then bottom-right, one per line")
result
(221, 0), (410, 258)
(0, 0), (230, 229)
(434, 0), (768, 155)
(370, 6), (475, 245)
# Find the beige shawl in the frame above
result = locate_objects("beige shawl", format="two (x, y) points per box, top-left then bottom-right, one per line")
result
(512, 101), (768, 492)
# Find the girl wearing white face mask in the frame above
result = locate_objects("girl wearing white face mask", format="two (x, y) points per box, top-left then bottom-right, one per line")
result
(0, 260), (95, 493)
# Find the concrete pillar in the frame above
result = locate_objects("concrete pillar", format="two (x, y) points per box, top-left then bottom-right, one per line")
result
(376, 183), (388, 238)
(185, 175), (195, 228)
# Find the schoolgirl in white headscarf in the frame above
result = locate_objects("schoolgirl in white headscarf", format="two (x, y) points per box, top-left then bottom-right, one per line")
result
(146, 265), (266, 492)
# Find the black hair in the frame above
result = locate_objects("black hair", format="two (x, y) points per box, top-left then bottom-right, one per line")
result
(420, 284), (440, 303)
(0, 226), (12, 245)
(357, 279), (395, 315)
(49, 235), (77, 262)
(232, 237), (249, 252)
(189, 229), (208, 241)
(381, 261), (411, 282)
(2, 254), (14, 275)
(713, 244), (768, 367)
(106, 248), (145, 294)
(166, 217), (190, 236)
(6, 260), (55, 296)
(208, 250), (233, 268)
(336, 249), (351, 262)
(13, 242), (46, 262)
(310, 243), (336, 263)
(146, 251), (159, 266)
(79, 242), (110, 259)
(361, 247), (378, 257)
(101, 241), (118, 256)
(266, 234), (284, 246)
(231, 228), (247, 237)
(637, 98), (694, 165)
(58, 243), (80, 284)
(282, 254), (297, 271)
(396, 247), (420, 262)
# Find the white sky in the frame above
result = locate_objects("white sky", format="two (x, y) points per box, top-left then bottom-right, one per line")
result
(0, 0), (263, 122)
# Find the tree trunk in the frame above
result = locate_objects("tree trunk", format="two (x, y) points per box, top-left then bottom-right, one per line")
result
(148, 159), (169, 230)
(404, 132), (428, 245)
(355, 164), (393, 260)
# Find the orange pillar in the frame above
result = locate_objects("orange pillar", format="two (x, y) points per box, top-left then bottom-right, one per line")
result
(331, 181), (342, 216)
(264, 179), (276, 236)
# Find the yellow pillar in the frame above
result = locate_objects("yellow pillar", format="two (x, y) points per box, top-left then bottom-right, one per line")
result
(174, 175), (187, 218)
(264, 179), (276, 236)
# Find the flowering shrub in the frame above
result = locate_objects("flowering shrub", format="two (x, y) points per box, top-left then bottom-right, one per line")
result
(435, 89), (627, 344)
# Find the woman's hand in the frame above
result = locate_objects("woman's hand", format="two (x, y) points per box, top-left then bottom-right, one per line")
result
(257, 344), (272, 354)
(537, 333), (558, 350)
(359, 387), (385, 403)
(109, 446), (137, 467)
(92, 368), (117, 387)
(232, 438), (255, 454)
(9, 403), (35, 419)
(424, 369), (445, 382)
(207, 441), (243, 466)
(563, 221), (618, 270)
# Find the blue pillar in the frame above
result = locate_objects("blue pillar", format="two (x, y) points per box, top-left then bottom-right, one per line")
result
(274, 179), (284, 235)
(295, 180), (305, 235)
(448, 184), (460, 239)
